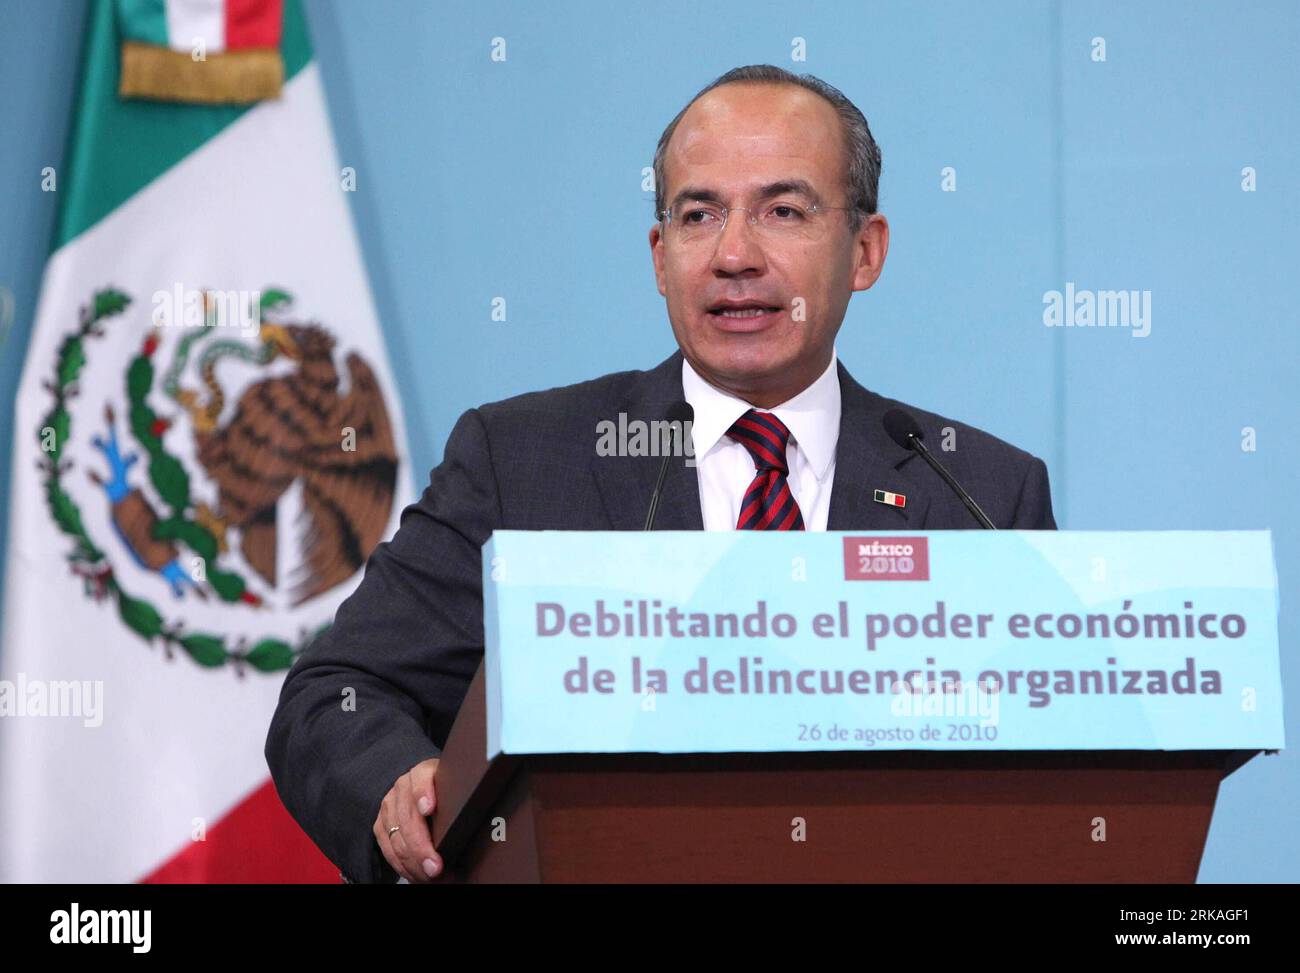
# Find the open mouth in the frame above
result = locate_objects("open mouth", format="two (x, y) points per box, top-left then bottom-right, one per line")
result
(707, 303), (784, 320)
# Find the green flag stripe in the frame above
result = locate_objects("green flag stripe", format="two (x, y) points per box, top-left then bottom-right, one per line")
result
(54, 0), (312, 251)
(116, 0), (169, 46)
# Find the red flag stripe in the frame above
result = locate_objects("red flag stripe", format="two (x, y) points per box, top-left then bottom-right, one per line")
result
(225, 0), (283, 49)
(141, 777), (338, 884)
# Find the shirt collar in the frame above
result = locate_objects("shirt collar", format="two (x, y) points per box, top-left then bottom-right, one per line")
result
(681, 348), (841, 481)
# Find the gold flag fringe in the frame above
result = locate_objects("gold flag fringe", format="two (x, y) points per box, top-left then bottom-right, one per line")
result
(119, 41), (284, 105)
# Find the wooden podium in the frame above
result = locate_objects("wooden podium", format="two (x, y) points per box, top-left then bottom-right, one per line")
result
(431, 663), (1264, 883)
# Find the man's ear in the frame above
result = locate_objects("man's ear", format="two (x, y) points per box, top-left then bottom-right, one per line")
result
(649, 223), (667, 296)
(851, 214), (890, 292)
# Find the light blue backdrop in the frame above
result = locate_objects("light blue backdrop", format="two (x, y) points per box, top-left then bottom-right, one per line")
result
(1, 0), (1295, 881)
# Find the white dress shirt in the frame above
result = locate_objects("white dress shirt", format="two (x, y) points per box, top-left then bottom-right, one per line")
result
(682, 349), (841, 531)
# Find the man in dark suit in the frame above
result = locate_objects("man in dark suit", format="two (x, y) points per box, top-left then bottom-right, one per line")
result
(265, 65), (1056, 884)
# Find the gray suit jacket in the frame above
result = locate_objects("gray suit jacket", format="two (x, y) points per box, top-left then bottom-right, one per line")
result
(264, 350), (1056, 883)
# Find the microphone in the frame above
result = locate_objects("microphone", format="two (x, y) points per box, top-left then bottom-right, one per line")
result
(644, 400), (694, 530)
(882, 408), (997, 530)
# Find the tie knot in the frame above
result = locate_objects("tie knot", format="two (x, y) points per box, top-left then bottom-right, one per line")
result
(726, 409), (792, 474)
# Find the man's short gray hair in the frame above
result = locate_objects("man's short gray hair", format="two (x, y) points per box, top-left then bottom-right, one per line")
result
(652, 64), (882, 234)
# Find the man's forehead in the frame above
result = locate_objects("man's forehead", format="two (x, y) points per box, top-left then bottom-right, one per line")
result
(678, 130), (818, 164)
(668, 85), (842, 180)
(686, 80), (830, 125)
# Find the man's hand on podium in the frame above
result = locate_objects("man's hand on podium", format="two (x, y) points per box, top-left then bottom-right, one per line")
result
(373, 757), (442, 883)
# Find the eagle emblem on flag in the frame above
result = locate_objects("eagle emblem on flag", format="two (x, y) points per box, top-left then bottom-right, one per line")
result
(38, 286), (398, 670)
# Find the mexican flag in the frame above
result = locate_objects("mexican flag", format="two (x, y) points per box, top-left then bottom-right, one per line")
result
(0, 0), (414, 882)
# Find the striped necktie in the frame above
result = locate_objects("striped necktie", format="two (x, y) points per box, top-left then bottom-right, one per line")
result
(725, 409), (806, 530)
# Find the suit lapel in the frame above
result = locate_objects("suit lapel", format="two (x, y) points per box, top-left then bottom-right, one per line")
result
(826, 360), (933, 531)
(589, 350), (704, 530)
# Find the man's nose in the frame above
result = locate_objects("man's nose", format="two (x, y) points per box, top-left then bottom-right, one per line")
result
(709, 211), (767, 276)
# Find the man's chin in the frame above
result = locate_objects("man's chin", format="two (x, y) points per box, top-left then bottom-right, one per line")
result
(689, 343), (800, 388)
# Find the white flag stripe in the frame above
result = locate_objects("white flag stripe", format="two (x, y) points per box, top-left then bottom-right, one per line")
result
(165, 0), (226, 53)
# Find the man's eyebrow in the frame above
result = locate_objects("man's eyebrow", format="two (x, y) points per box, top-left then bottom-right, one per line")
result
(667, 179), (823, 211)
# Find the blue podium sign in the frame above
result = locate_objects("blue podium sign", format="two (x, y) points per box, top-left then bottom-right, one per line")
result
(481, 531), (1283, 757)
